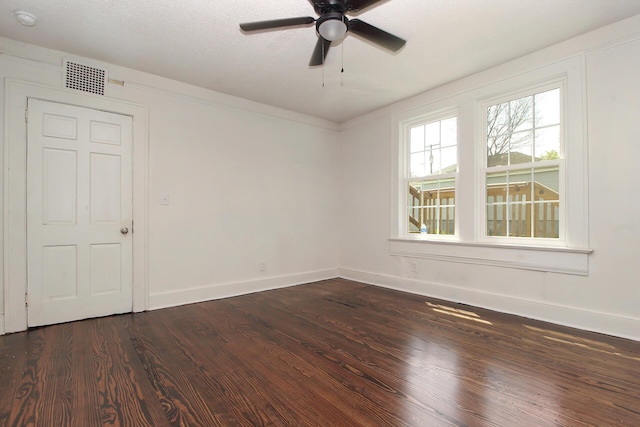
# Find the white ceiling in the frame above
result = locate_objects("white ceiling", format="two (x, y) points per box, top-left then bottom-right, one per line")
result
(1, 0), (640, 123)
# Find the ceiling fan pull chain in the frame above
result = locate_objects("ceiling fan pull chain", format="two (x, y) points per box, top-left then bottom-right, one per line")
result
(342, 42), (345, 74)
(340, 43), (345, 87)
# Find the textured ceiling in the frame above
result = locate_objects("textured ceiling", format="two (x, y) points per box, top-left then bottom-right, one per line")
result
(1, 0), (640, 123)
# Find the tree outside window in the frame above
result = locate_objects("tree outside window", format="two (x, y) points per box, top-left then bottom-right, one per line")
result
(484, 88), (561, 239)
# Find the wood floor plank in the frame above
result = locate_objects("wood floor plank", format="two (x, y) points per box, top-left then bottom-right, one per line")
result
(1, 278), (639, 426)
(39, 323), (73, 426)
(72, 318), (109, 426)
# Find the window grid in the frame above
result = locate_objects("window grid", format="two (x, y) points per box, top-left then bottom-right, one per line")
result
(408, 178), (456, 235)
(484, 85), (562, 240)
(404, 114), (458, 236)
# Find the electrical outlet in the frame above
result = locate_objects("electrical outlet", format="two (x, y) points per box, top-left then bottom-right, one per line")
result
(259, 262), (266, 272)
(411, 261), (417, 273)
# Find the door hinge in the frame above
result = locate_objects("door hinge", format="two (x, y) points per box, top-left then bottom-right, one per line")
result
(131, 220), (134, 234)
(25, 107), (28, 124)
(25, 292), (28, 307)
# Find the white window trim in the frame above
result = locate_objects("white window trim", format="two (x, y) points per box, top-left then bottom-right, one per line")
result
(390, 54), (591, 275)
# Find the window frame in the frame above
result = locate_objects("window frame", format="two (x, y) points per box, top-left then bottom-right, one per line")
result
(390, 54), (591, 275)
(478, 80), (566, 246)
(399, 108), (460, 241)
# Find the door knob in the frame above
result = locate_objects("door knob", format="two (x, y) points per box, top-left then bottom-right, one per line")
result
(120, 227), (129, 234)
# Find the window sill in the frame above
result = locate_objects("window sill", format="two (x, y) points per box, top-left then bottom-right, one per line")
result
(389, 238), (592, 276)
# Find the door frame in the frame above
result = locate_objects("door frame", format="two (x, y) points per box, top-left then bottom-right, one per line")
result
(4, 79), (149, 333)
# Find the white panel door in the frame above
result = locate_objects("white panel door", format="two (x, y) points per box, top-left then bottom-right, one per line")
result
(27, 99), (133, 327)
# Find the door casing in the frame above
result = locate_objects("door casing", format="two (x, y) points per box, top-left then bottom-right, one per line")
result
(4, 79), (149, 333)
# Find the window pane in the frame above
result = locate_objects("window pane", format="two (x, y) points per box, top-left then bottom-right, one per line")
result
(428, 147), (439, 175)
(410, 152), (425, 177)
(511, 96), (534, 133)
(486, 172), (507, 204)
(487, 102), (509, 139)
(486, 204), (507, 237)
(439, 177), (455, 199)
(487, 102), (510, 163)
(407, 181), (423, 233)
(534, 201), (560, 238)
(487, 151), (508, 167)
(422, 181), (438, 234)
(510, 202), (532, 237)
(533, 166), (559, 202)
(509, 132), (533, 164)
(535, 89), (560, 127)
(533, 166), (560, 239)
(439, 177), (456, 235)
(534, 125), (560, 161)
(441, 117), (457, 147)
(410, 126), (424, 153)
(440, 146), (457, 173)
(421, 207), (437, 234)
(508, 170), (532, 237)
(486, 172), (507, 236)
(508, 169), (533, 203)
(441, 206), (455, 235)
(424, 122), (440, 146)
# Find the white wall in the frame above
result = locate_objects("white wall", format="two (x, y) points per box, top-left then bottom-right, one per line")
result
(338, 16), (640, 341)
(0, 37), (340, 331)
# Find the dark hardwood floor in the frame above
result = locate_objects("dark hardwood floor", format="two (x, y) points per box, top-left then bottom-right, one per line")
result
(1, 278), (639, 426)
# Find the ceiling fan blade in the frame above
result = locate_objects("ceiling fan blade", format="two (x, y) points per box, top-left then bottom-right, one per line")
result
(347, 0), (386, 12)
(349, 19), (406, 52)
(240, 17), (315, 32)
(309, 37), (332, 66)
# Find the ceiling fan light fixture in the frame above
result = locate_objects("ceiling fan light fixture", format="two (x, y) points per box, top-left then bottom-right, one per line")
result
(14, 10), (38, 27)
(317, 13), (348, 41)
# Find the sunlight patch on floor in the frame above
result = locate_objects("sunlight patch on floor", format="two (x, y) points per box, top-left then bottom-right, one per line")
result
(523, 325), (640, 361)
(426, 302), (493, 325)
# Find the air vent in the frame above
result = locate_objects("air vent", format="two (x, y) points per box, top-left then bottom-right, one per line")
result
(64, 60), (106, 95)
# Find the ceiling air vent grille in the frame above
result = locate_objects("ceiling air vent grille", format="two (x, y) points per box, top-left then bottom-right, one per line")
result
(65, 61), (106, 95)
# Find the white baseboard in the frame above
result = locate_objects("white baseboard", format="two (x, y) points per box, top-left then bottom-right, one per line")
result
(149, 269), (339, 310)
(339, 268), (640, 342)
(0, 315), (5, 336)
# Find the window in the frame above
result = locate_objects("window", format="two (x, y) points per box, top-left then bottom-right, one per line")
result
(390, 55), (590, 275)
(405, 114), (457, 236)
(483, 86), (562, 240)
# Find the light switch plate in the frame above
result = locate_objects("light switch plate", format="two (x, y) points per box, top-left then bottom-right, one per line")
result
(160, 193), (170, 205)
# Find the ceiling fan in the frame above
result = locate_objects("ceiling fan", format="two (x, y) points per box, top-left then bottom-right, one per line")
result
(239, 0), (406, 66)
